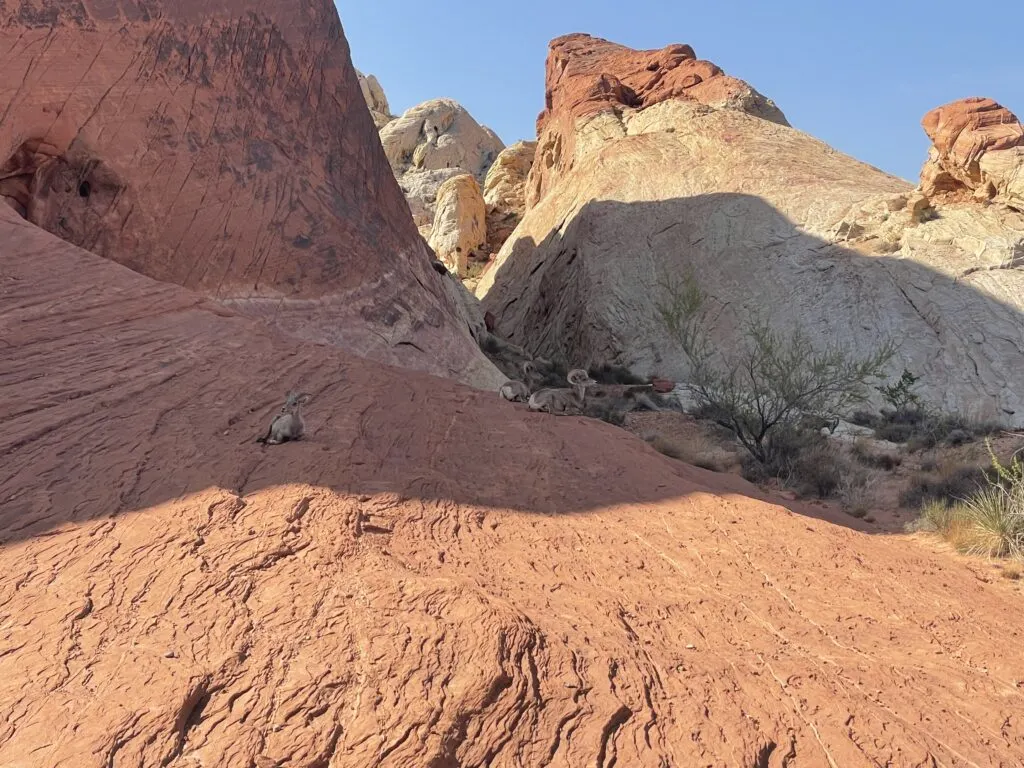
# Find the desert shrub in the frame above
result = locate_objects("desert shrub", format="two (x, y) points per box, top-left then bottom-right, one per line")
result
(589, 363), (646, 386)
(655, 270), (893, 496)
(480, 334), (502, 355)
(900, 462), (990, 509)
(851, 438), (902, 471)
(867, 405), (1002, 451)
(646, 434), (727, 472)
(876, 368), (921, 411)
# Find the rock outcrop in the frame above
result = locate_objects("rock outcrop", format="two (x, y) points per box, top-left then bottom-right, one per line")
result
(428, 174), (487, 277)
(0, 0), (501, 388)
(3, 202), (1024, 767)
(480, 37), (1024, 424)
(920, 97), (1024, 208)
(483, 141), (537, 255)
(380, 98), (504, 228)
(356, 69), (394, 128)
(526, 34), (788, 208)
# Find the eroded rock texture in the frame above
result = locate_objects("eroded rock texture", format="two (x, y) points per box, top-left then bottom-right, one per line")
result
(381, 98), (504, 229)
(484, 140), (537, 255)
(480, 38), (1024, 424)
(0, 0), (500, 387)
(428, 174), (487, 277)
(2, 206), (1024, 766)
(920, 97), (1024, 207)
(526, 33), (788, 207)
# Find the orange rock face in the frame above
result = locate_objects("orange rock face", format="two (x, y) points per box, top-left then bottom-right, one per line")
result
(527, 34), (788, 207)
(3, 205), (1024, 765)
(0, 0), (498, 384)
(919, 97), (1024, 202)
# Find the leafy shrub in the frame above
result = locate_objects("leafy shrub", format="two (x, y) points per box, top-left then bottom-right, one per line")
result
(876, 368), (921, 411)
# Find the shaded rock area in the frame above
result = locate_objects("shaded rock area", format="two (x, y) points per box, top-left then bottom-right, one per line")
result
(484, 141), (537, 256)
(479, 36), (1024, 424)
(356, 69), (395, 128)
(0, 0), (501, 387)
(3, 202), (1024, 767)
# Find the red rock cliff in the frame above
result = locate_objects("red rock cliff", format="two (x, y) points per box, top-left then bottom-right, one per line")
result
(526, 33), (788, 207)
(0, 0), (499, 385)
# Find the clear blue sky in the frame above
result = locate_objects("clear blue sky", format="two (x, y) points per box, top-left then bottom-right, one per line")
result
(338, 0), (1023, 182)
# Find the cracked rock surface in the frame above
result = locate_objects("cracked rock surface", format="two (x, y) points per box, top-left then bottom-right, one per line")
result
(0, 0), (500, 388)
(2, 203), (1024, 766)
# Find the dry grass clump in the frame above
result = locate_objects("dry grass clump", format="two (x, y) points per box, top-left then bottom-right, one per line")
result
(899, 462), (989, 509)
(910, 442), (1024, 560)
(646, 433), (731, 473)
(850, 437), (902, 471)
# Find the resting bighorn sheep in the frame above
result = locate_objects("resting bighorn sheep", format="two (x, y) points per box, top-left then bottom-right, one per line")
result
(498, 361), (538, 403)
(528, 369), (597, 415)
(256, 391), (310, 444)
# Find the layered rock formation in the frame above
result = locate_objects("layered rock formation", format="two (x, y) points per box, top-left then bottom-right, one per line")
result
(356, 70), (395, 128)
(920, 97), (1024, 208)
(480, 35), (1024, 424)
(483, 141), (537, 255)
(526, 34), (788, 207)
(380, 98), (504, 229)
(3, 203), (1024, 767)
(0, 0), (500, 387)
(428, 174), (487, 277)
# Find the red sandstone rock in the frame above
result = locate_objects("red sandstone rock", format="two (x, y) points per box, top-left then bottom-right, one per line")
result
(919, 97), (1024, 204)
(2, 205), (1023, 765)
(0, 0), (498, 386)
(527, 34), (788, 207)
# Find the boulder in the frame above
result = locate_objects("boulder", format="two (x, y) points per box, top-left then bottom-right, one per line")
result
(0, 0), (501, 388)
(428, 174), (488, 277)
(356, 69), (394, 128)
(920, 97), (1024, 208)
(381, 98), (504, 226)
(483, 141), (537, 254)
(479, 37), (1024, 425)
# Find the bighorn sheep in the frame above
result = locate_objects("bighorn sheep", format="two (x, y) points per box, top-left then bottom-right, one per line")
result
(256, 391), (310, 445)
(528, 369), (597, 415)
(498, 361), (539, 403)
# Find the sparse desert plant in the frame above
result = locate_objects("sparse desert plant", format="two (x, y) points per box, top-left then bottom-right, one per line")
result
(646, 433), (728, 473)
(839, 466), (879, 519)
(876, 368), (921, 412)
(851, 438), (902, 471)
(909, 442), (1024, 559)
(900, 462), (989, 509)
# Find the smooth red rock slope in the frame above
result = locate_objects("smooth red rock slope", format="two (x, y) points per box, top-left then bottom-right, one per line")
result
(0, 0), (497, 385)
(2, 206), (1023, 765)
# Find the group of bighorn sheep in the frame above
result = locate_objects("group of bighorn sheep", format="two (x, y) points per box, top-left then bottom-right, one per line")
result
(499, 361), (600, 415)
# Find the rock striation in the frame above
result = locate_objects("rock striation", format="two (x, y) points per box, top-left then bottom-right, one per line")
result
(3, 202), (1024, 766)
(380, 98), (505, 229)
(920, 97), (1024, 208)
(483, 141), (537, 255)
(0, 0), (500, 387)
(479, 36), (1024, 424)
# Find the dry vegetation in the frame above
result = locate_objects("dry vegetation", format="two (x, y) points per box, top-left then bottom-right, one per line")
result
(909, 443), (1024, 559)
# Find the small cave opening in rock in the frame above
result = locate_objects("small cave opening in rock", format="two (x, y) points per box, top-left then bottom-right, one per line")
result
(78, 180), (91, 198)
